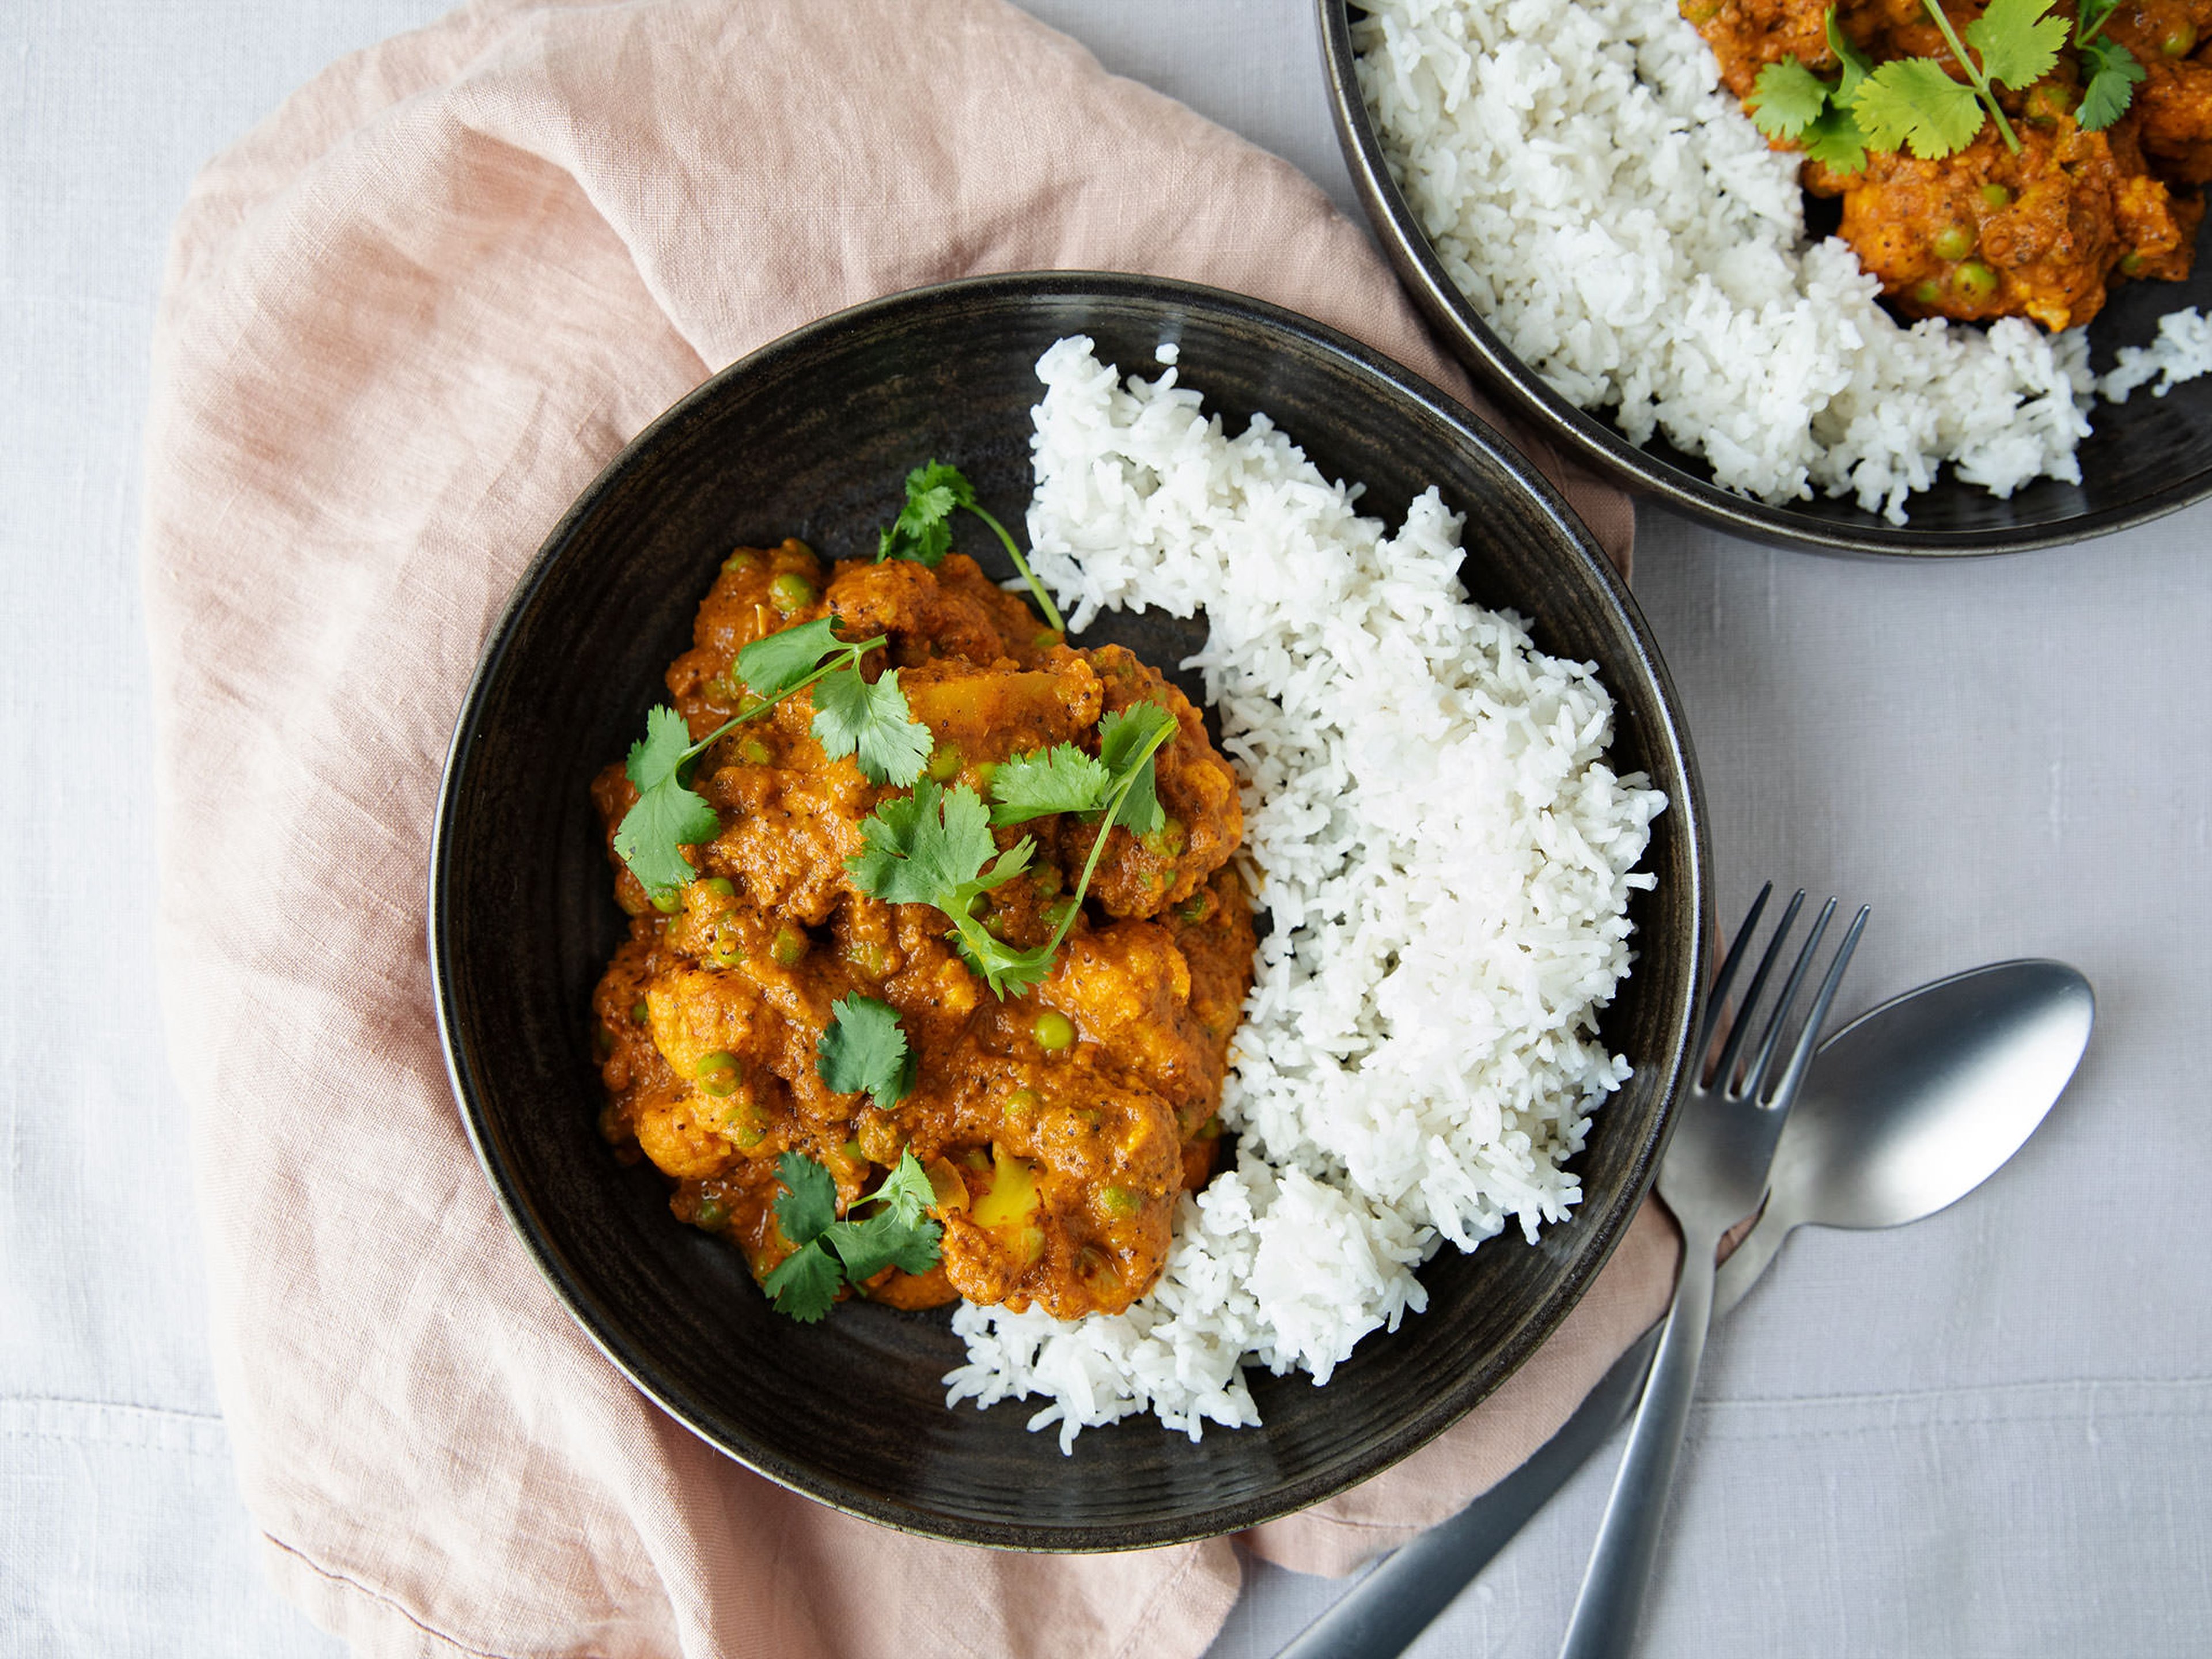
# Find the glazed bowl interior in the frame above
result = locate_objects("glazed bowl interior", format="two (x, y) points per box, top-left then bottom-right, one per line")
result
(1318, 0), (2212, 554)
(431, 272), (1707, 1549)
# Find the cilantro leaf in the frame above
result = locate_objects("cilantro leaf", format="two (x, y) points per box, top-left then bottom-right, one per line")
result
(823, 1208), (943, 1282)
(625, 703), (696, 793)
(817, 994), (917, 1109)
(811, 666), (931, 786)
(860, 1150), (938, 1228)
(1965, 0), (2067, 89)
(773, 1149), (838, 1248)
(1747, 56), (1834, 141)
(737, 617), (850, 701)
(1802, 103), (1872, 172)
(988, 743), (1113, 825)
(847, 780), (1032, 910)
(2078, 33), (2145, 129)
(877, 460), (1066, 633)
(761, 1241), (842, 1321)
(1851, 58), (1986, 158)
(1098, 703), (1174, 835)
(877, 463), (963, 567)
(612, 704), (721, 896)
(1827, 8), (1875, 99)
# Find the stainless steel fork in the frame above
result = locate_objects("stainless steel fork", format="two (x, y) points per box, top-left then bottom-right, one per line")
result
(1557, 884), (1869, 1659)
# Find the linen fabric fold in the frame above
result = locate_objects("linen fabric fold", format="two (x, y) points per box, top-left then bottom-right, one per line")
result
(142, 1), (1662, 1653)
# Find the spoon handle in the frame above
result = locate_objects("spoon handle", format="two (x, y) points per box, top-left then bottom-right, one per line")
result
(1556, 1225), (1718, 1659)
(1713, 1217), (1785, 1319)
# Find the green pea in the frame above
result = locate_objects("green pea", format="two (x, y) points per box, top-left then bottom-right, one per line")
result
(1030, 863), (1062, 897)
(768, 573), (816, 613)
(1952, 261), (1998, 302)
(738, 737), (771, 766)
(694, 1196), (729, 1229)
(1005, 1087), (1041, 1119)
(721, 551), (759, 575)
(2164, 20), (2196, 54)
(722, 1107), (765, 1148)
(1139, 815), (1187, 858)
(972, 760), (998, 791)
(926, 743), (963, 782)
(1177, 895), (1209, 925)
(702, 876), (735, 898)
(592, 1025), (613, 1059)
(1033, 1010), (1075, 1051)
(1033, 631), (1062, 650)
(1980, 184), (2012, 210)
(847, 937), (894, 979)
(1911, 280), (1942, 306)
(1197, 1113), (1224, 1141)
(2121, 251), (2149, 276)
(695, 1051), (743, 1096)
(771, 926), (808, 967)
(1931, 224), (1976, 262)
(1097, 1185), (1142, 1218)
(630, 1001), (649, 1023)
(651, 888), (684, 915)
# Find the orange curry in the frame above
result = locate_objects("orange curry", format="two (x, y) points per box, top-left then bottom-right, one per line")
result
(1695, 0), (2212, 326)
(589, 541), (1253, 1319)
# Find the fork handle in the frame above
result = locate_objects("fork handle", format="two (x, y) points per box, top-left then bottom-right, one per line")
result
(1557, 1225), (1719, 1659)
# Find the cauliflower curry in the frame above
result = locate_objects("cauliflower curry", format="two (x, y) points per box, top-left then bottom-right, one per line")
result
(1695, 0), (2212, 327)
(589, 539), (1253, 1321)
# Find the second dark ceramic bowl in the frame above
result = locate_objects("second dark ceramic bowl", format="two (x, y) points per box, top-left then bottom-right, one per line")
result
(1320, 0), (2212, 554)
(430, 272), (1707, 1548)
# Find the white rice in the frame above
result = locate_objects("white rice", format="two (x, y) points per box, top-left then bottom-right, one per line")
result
(1353, 0), (2212, 524)
(941, 338), (1667, 1449)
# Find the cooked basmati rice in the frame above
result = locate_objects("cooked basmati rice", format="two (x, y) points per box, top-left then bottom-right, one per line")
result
(941, 339), (1667, 1449)
(1352, 0), (2212, 524)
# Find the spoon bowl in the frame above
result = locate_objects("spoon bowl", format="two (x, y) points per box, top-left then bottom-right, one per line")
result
(1716, 959), (2094, 1313)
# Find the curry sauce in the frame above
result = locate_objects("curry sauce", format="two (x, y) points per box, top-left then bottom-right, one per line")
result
(589, 541), (1254, 1320)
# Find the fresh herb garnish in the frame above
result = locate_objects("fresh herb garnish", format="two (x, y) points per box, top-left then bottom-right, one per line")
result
(878, 461), (1067, 635)
(760, 1149), (942, 1321)
(817, 994), (918, 1109)
(1748, 0), (2123, 171)
(2074, 0), (2145, 131)
(612, 706), (729, 895)
(846, 777), (1043, 993)
(612, 618), (929, 901)
(984, 701), (1173, 835)
(847, 704), (1179, 997)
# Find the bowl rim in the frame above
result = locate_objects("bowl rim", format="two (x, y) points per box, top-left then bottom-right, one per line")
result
(428, 268), (1709, 1549)
(1313, 0), (2212, 556)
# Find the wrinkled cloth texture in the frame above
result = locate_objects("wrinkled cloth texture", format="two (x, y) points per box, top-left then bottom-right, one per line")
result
(141, 1), (1665, 1654)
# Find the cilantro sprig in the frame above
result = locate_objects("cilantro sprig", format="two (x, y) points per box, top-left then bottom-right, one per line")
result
(878, 461), (1066, 635)
(612, 619), (930, 900)
(846, 702), (1179, 997)
(986, 703), (1173, 836)
(760, 1148), (942, 1321)
(2074, 0), (2146, 131)
(817, 994), (917, 1109)
(1747, 0), (2132, 171)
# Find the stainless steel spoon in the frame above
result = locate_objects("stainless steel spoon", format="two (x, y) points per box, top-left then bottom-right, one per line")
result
(1272, 956), (2094, 1659)
(1714, 957), (2094, 1316)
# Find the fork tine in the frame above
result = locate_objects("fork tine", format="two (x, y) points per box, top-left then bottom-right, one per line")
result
(1758, 903), (1872, 1108)
(1736, 896), (1837, 1101)
(1708, 888), (1805, 1089)
(1698, 881), (1774, 1053)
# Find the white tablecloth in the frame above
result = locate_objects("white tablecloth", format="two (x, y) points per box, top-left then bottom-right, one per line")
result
(6, 2), (2207, 1654)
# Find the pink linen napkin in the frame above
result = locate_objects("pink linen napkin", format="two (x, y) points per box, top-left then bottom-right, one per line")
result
(142, 1), (1671, 1653)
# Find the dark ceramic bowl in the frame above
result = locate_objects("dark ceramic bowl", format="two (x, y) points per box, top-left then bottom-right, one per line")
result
(1319, 0), (2212, 554)
(430, 272), (1708, 1549)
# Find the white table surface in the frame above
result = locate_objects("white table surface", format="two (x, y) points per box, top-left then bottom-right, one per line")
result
(7, 2), (2209, 1654)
